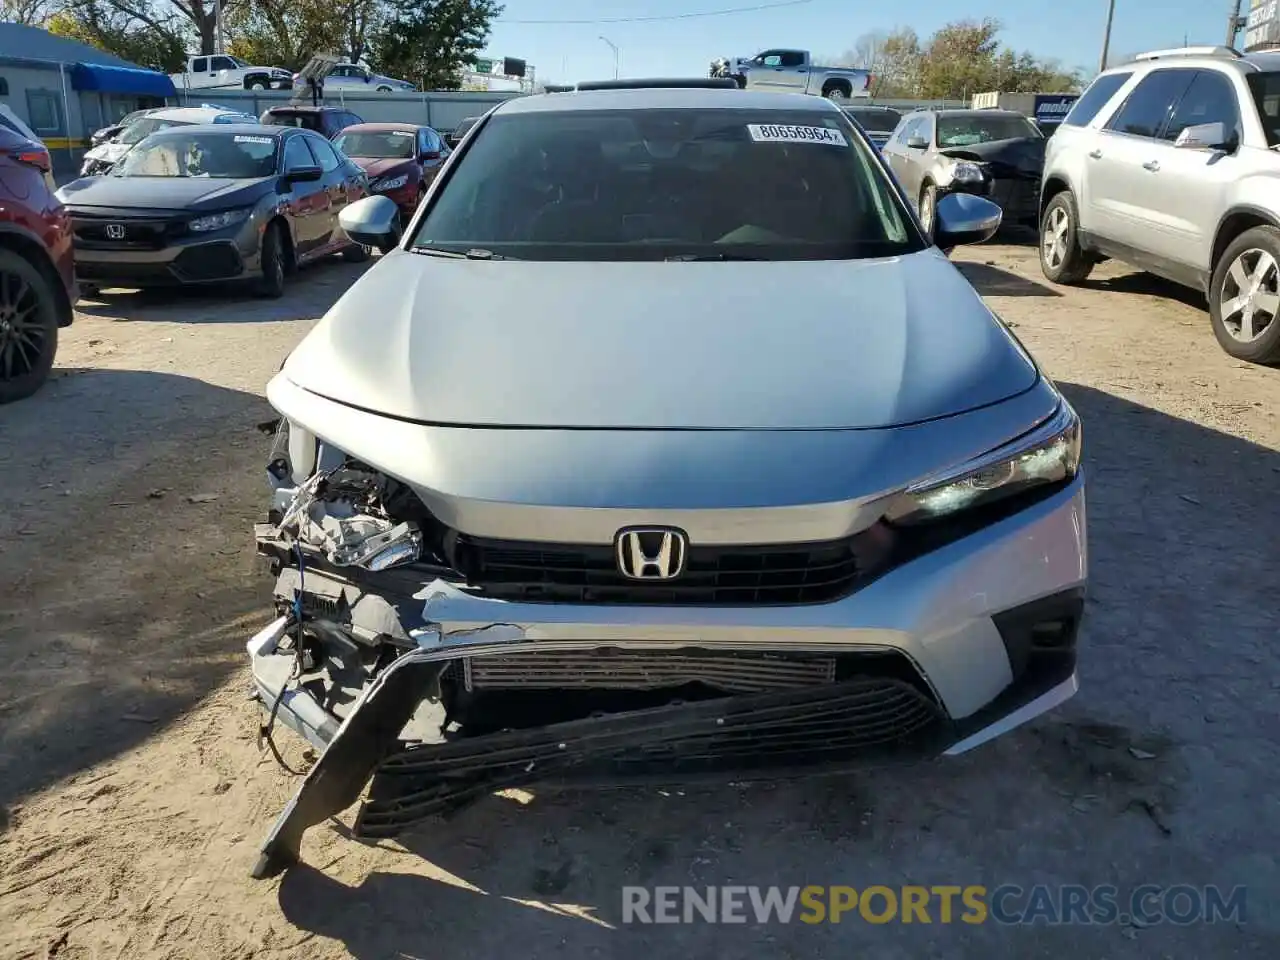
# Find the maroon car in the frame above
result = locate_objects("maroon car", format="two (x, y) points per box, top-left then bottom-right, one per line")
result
(332, 122), (450, 221)
(0, 125), (75, 404)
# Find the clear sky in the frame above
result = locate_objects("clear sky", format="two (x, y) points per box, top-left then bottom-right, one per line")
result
(483, 0), (1234, 88)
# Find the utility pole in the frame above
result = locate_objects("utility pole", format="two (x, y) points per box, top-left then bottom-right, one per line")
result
(599, 36), (619, 79)
(1099, 0), (1116, 72)
(1227, 0), (1245, 47)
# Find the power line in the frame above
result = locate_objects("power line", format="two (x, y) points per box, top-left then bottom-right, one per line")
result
(498, 0), (816, 26)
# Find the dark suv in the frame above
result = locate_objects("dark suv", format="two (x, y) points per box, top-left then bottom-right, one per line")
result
(0, 125), (75, 404)
(259, 105), (364, 139)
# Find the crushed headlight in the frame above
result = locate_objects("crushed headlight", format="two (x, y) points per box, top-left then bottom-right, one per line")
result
(950, 160), (985, 183)
(375, 174), (410, 191)
(887, 401), (1081, 524)
(190, 208), (251, 232)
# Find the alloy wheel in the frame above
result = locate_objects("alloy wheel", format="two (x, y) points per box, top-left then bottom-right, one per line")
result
(1042, 205), (1069, 270)
(0, 268), (46, 382)
(919, 190), (934, 233)
(1219, 248), (1279, 343)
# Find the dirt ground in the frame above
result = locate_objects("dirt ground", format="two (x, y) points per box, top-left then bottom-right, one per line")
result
(1, 243), (1278, 959)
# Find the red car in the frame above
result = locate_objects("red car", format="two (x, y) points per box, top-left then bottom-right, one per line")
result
(0, 125), (75, 404)
(332, 122), (450, 222)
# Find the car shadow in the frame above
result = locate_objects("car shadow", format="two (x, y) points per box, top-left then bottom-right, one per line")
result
(0, 367), (275, 810)
(1078, 269), (1206, 310)
(271, 386), (1280, 958)
(73, 257), (372, 322)
(954, 260), (1063, 298)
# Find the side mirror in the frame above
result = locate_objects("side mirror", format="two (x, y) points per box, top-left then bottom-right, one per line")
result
(933, 192), (1002, 250)
(420, 149), (441, 161)
(1175, 121), (1229, 151)
(339, 194), (402, 253)
(906, 135), (928, 150)
(285, 164), (323, 183)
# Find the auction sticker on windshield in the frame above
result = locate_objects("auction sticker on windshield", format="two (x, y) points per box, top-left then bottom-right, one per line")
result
(747, 124), (847, 146)
(235, 135), (273, 144)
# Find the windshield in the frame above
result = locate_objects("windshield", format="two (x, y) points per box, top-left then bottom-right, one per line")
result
(412, 108), (917, 261)
(113, 131), (278, 178)
(936, 114), (1041, 146)
(846, 107), (901, 133)
(119, 117), (188, 145)
(334, 130), (415, 159)
(230, 56), (250, 68)
(1248, 72), (1280, 146)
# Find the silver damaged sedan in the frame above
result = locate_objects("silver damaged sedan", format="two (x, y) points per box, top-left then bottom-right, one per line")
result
(247, 83), (1087, 877)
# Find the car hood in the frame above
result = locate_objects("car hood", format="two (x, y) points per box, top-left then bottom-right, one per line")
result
(354, 157), (416, 179)
(57, 175), (271, 211)
(940, 137), (1046, 177)
(83, 141), (131, 163)
(283, 248), (1039, 430)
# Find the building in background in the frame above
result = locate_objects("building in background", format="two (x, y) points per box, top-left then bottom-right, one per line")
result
(459, 55), (534, 93)
(0, 22), (175, 178)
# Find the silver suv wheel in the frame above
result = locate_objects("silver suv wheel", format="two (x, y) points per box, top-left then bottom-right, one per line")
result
(1217, 248), (1278, 343)
(1042, 206), (1069, 271)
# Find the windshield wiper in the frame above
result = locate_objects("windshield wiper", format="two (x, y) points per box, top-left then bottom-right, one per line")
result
(665, 253), (768, 262)
(412, 246), (518, 261)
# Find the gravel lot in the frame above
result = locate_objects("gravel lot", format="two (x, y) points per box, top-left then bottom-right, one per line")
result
(1, 243), (1278, 959)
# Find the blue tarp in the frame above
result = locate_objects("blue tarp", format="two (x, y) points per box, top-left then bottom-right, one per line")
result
(69, 62), (175, 98)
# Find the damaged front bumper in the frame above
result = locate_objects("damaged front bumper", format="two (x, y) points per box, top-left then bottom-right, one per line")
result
(246, 472), (1086, 879)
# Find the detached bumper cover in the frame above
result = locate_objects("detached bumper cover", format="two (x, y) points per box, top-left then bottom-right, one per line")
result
(247, 475), (1085, 878)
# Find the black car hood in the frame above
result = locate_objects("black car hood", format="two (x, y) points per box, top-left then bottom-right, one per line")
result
(58, 176), (272, 212)
(940, 137), (1045, 177)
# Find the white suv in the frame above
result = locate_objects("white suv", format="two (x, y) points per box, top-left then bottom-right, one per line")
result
(1039, 46), (1280, 363)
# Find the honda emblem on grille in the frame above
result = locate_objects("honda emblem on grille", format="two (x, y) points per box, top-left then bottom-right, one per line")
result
(105, 224), (125, 240)
(615, 527), (687, 581)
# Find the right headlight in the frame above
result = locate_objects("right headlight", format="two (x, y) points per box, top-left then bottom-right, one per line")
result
(886, 400), (1081, 525)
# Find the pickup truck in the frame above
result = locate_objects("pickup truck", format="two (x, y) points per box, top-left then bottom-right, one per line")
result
(710, 49), (872, 100)
(169, 54), (293, 91)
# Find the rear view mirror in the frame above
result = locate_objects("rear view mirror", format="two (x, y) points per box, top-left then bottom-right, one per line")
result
(340, 194), (402, 253)
(933, 192), (1002, 250)
(906, 135), (928, 150)
(1175, 121), (1229, 151)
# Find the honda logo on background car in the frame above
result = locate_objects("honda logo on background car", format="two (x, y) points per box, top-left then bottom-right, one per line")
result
(105, 224), (125, 239)
(616, 527), (687, 580)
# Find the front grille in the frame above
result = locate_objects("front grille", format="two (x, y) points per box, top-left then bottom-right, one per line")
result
(172, 243), (243, 281)
(73, 261), (176, 283)
(72, 216), (187, 250)
(452, 529), (893, 606)
(358, 677), (943, 836)
(460, 649), (836, 693)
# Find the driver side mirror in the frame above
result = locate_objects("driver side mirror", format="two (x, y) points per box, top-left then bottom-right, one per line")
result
(1174, 121), (1230, 151)
(284, 164), (323, 183)
(933, 192), (1002, 251)
(906, 135), (928, 150)
(339, 194), (402, 253)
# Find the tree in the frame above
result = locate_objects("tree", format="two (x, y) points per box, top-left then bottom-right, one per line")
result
(2, 0), (57, 25)
(874, 27), (922, 97)
(916, 17), (1002, 99)
(47, 0), (187, 71)
(226, 0), (344, 70)
(374, 0), (501, 91)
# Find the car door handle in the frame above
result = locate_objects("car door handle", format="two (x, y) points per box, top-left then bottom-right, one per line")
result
(1088, 149), (1103, 159)
(1142, 160), (1160, 172)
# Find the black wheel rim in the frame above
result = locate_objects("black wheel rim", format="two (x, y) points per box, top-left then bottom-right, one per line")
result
(0, 269), (45, 381)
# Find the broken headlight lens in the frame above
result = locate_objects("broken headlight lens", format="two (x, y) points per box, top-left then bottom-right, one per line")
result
(887, 401), (1081, 525)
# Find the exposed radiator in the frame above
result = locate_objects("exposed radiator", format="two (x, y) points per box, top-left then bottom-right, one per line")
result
(458, 650), (837, 694)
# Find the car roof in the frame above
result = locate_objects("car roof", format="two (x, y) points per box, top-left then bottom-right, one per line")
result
(1098, 48), (1280, 76)
(142, 122), (291, 138)
(147, 106), (251, 122)
(916, 108), (1028, 119)
(264, 105), (349, 115)
(339, 121), (424, 133)
(493, 86), (844, 115)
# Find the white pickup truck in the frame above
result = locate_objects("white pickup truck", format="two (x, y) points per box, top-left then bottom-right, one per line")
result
(169, 54), (294, 91)
(710, 49), (872, 100)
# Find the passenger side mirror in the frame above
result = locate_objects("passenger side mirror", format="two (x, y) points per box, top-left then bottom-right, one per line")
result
(285, 164), (323, 183)
(420, 149), (441, 161)
(933, 192), (1002, 250)
(1174, 121), (1229, 151)
(339, 194), (402, 253)
(906, 135), (928, 150)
